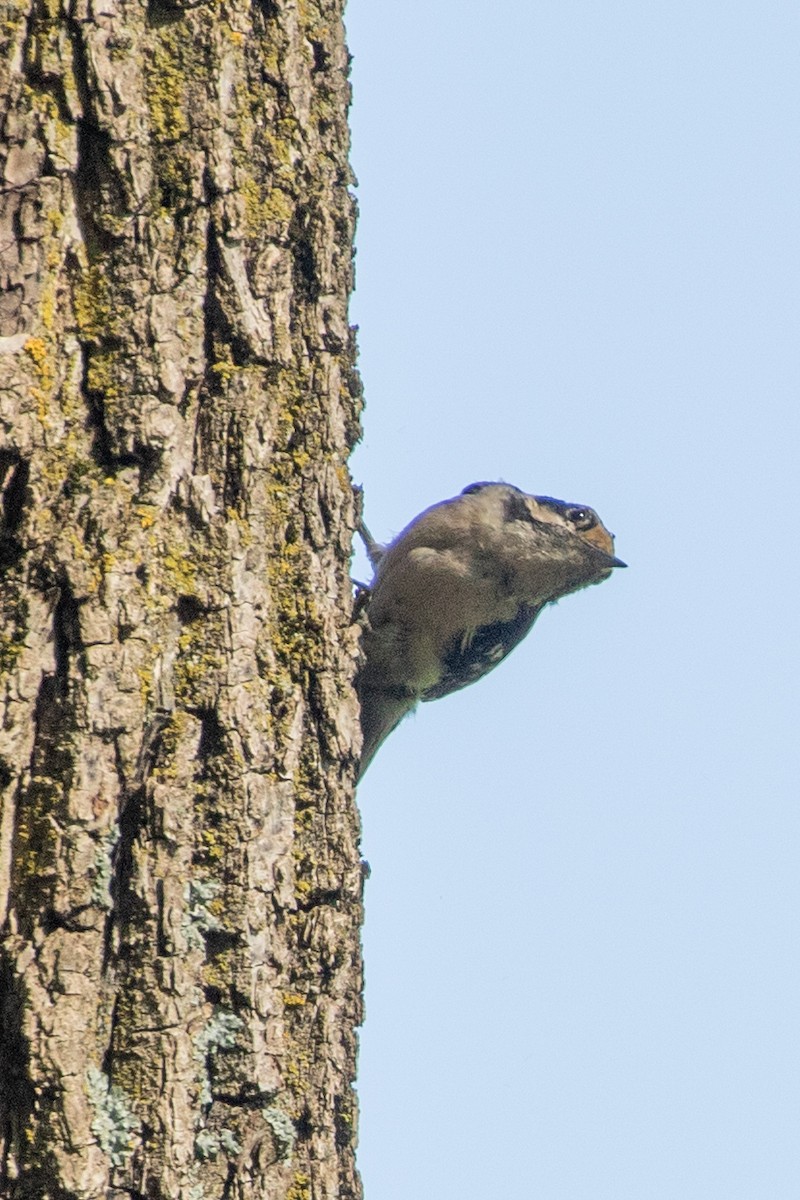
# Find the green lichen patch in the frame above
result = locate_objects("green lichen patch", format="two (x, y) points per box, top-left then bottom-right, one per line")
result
(144, 17), (214, 213)
(86, 1066), (140, 1168)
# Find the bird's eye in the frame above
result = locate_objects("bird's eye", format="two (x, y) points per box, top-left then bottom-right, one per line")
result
(566, 507), (596, 531)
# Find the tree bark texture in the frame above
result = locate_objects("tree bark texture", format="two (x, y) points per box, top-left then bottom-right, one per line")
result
(0, 0), (364, 1195)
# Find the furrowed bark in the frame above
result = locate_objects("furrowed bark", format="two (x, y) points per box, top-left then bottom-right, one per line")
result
(0, 0), (364, 1195)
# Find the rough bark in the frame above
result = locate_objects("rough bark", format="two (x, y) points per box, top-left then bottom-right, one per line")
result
(0, 0), (364, 1195)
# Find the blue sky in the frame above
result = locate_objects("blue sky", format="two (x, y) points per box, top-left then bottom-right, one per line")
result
(345, 2), (800, 1196)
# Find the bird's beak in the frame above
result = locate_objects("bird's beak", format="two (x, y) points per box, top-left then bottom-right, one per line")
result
(593, 549), (627, 570)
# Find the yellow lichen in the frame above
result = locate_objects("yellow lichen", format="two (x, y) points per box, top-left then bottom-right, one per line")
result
(240, 177), (294, 238)
(163, 549), (198, 594)
(282, 993), (306, 1008)
(211, 361), (239, 385)
(24, 337), (56, 423)
(73, 266), (114, 342)
(137, 506), (158, 529)
(286, 1172), (311, 1200)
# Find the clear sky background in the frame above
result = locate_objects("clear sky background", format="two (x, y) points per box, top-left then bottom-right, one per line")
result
(345, 2), (799, 1197)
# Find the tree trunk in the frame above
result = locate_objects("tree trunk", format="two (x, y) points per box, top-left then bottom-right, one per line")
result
(0, 0), (363, 1194)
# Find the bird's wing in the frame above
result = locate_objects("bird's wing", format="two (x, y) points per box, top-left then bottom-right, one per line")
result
(421, 602), (543, 701)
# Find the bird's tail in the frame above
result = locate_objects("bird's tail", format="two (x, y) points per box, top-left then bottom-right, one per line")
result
(356, 685), (417, 781)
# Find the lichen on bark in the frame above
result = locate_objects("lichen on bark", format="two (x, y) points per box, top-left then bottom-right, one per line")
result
(0, 0), (364, 1195)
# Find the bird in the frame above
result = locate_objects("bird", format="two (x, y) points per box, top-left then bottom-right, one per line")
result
(355, 481), (625, 778)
